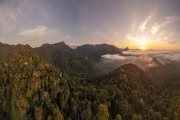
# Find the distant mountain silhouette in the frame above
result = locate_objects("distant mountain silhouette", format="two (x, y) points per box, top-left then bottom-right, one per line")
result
(124, 47), (129, 51)
(76, 44), (122, 61)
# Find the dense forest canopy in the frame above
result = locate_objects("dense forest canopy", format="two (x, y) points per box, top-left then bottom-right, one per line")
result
(0, 42), (179, 120)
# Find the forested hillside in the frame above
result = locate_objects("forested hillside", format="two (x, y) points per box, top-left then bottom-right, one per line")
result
(0, 46), (69, 120)
(0, 42), (179, 120)
(34, 42), (99, 78)
(67, 63), (179, 120)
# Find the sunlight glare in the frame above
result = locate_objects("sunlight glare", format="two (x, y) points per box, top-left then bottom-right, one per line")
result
(139, 39), (147, 50)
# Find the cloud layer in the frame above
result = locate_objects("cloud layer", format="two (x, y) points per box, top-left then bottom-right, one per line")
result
(97, 50), (180, 73)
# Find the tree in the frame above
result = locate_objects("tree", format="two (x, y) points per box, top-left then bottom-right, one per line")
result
(118, 100), (128, 118)
(96, 104), (109, 120)
(115, 114), (122, 120)
(132, 113), (143, 120)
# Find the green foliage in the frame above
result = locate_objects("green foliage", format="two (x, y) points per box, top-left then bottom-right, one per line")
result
(96, 104), (109, 120)
(132, 113), (143, 120)
(0, 47), (68, 120)
(53, 107), (64, 120)
(35, 42), (99, 78)
(26, 89), (33, 98)
(118, 100), (129, 117)
(115, 114), (122, 120)
(34, 106), (43, 120)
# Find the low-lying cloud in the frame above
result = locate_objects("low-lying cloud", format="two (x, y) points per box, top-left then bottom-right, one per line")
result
(102, 54), (126, 60)
(96, 50), (180, 73)
(122, 50), (180, 62)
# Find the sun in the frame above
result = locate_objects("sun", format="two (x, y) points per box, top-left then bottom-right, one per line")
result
(128, 34), (149, 50)
(139, 39), (147, 50)
(141, 46), (146, 50)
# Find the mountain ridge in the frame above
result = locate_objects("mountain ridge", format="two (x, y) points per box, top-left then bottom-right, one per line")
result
(76, 44), (123, 61)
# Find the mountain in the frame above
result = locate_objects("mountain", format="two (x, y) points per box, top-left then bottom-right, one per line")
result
(149, 57), (162, 67)
(0, 46), (69, 120)
(76, 44), (122, 61)
(0, 42), (31, 62)
(69, 63), (160, 119)
(34, 42), (99, 78)
(72, 63), (177, 120)
(112, 63), (149, 84)
(124, 47), (129, 51)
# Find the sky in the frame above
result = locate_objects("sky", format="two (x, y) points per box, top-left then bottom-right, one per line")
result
(0, 0), (180, 50)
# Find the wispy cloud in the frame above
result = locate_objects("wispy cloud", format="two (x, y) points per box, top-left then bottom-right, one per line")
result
(0, 0), (30, 32)
(138, 12), (154, 33)
(20, 26), (56, 37)
(161, 16), (180, 28)
(0, 7), (18, 32)
(168, 40), (179, 44)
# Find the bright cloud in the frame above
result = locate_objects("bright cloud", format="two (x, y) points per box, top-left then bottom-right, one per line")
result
(20, 26), (56, 37)
(138, 12), (153, 33)
(102, 54), (126, 60)
(151, 24), (159, 35)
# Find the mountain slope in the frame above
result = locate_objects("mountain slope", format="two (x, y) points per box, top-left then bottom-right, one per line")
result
(70, 63), (177, 120)
(149, 57), (162, 67)
(0, 42), (32, 62)
(0, 46), (69, 120)
(34, 42), (99, 78)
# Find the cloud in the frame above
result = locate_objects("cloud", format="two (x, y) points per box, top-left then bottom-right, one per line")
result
(66, 35), (71, 39)
(122, 50), (171, 56)
(154, 16), (180, 43)
(20, 26), (56, 37)
(97, 50), (180, 73)
(151, 24), (159, 35)
(161, 16), (180, 28)
(97, 53), (153, 73)
(138, 12), (154, 33)
(123, 50), (180, 62)
(0, 7), (18, 32)
(168, 41), (178, 44)
(0, 0), (30, 32)
(102, 54), (126, 60)
(154, 16), (179, 36)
